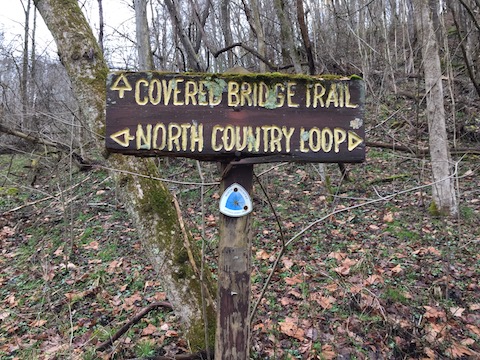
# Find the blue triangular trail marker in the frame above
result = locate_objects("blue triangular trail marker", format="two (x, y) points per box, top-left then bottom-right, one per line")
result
(219, 183), (253, 217)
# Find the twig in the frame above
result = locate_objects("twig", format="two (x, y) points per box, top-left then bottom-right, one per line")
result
(96, 301), (173, 352)
(172, 194), (216, 311)
(127, 351), (210, 359)
(195, 160), (211, 360)
(250, 169), (464, 325)
(1, 174), (92, 215)
(0, 123), (93, 169)
(249, 172), (287, 322)
(97, 165), (220, 186)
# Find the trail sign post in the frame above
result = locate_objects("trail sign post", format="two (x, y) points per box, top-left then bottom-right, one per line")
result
(106, 71), (365, 359)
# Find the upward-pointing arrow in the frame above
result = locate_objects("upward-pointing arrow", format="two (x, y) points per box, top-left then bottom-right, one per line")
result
(348, 131), (364, 151)
(110, 128), (134, 148)
(110, 74), (132, 99)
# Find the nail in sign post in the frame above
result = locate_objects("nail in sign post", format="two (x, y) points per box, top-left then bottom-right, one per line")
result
(106, 71), (365, 359)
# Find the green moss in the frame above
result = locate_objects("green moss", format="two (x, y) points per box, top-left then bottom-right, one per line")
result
(109, 70), (362, 85)
(185, 296), (216, 353)
(428, 201), (446, 217)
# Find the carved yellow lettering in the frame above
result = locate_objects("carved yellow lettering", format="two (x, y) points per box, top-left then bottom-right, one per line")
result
(209, 87), (222, 106)
(287, 82), (299, 108)
(152, 123), (166, 150)
(198, 81), (208, 105)
(223, 125), (235, 151)
(162, 79), (174, 105)
(228, 81), (240, 106)
(173, 79), (184, 105)
(270, 126), (283, 152)
(241, 82), (253, 106)
(168, 123), (181, 151)
(211, 125), (223, 151)
(334, 128), (347, 153)
(275, 84), (285, 107)
(322, 128), (333, 152)
(258, 82), (268, 107)
(180, 124), (191, 151)
(135, 79), (148, 105)
(235, 126), (248, 151)
(300, 128), (309, 153)
(305, 85), (311, 108)
(252, 83), (258, 107)
(136, 124), (152, 150)
(309, 127), (321, 152)
(325, 84), (339, 107)
(338, 83), (345, 107)
(282, 127), (295, 152)
(261, 126), (272, 152)
(345, 84), (359, 108)
(247, 126), (260, 152)
(313, 83), (325, 108)
(148, 79), (161, 105)
(185, 81), (198, 105)
(190, 123), (204, 152)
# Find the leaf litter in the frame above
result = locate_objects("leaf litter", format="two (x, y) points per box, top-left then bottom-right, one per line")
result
(1, 141), (480, 359)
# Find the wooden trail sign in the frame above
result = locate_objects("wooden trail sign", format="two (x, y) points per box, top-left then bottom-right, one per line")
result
(105, 71), (365, 359)
(106, 72), (365, 163)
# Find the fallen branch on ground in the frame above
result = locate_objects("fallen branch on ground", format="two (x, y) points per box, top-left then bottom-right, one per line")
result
(0, 123), (94, 170)
(96, 301), (173, 352)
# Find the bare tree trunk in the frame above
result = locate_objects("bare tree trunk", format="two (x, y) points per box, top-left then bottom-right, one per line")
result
(415, 0), (458, 217)
(249, 0), (266, 72)
(21, 0), (31, 131)
(274, 0), (302, 73)
(135, 0), (154, 70)
(97, 0), (104, 53)
(296, 0), (315, 75)
(220, 0), (234, 68)
(34, 0), (216, 352)
(164, 0), (206, 71)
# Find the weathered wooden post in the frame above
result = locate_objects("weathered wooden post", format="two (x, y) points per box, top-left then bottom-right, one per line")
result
(105, 71), (365, 358)
(216, 163), (253, 359)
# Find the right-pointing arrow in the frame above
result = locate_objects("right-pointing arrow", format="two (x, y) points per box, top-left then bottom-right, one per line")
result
(348, 131), (364, 151)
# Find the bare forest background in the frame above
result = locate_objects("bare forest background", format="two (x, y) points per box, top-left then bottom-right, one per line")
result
(1, 0), (480, 359)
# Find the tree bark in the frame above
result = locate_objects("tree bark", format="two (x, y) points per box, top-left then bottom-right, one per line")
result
(164, 0), (206, 71)
(33, 0), (216, 352)
(135, 0), (154, 70)
(415, 0), (458, 217)
(248, 0), (266, 72)
(274, 0), (302, 73)
(220, 0), (234, 68)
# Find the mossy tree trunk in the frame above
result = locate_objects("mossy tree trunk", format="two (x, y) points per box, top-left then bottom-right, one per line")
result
(33, 0), (216, 352)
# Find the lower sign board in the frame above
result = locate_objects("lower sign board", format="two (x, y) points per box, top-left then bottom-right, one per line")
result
(106, 72), (365, 163)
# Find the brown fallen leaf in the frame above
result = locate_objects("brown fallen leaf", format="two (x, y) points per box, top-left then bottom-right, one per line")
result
(284, 273), (303, 285)
(423, 306), (446, 320)
(282, 257), (294, 269)
(383, 212), (394, 223)
(141, 323), (158, 336)
(279, 317), (305, 341)
(446, 342), (476, 358)
(449, 307), (465, 317)
(255, 249), (270, 260)
(333, 257), (357, 275)
(310, 293), (336, 309)
(83, 240), (99, 250)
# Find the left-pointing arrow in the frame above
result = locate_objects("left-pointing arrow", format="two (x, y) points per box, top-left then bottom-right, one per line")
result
(110, 128), (134, 147)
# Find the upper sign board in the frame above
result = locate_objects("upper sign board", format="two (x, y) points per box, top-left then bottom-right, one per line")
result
(106, 72), (365, 163)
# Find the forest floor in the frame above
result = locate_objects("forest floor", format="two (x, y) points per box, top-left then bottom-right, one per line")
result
(1, 115), (480, 359)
